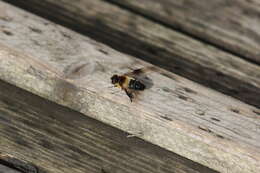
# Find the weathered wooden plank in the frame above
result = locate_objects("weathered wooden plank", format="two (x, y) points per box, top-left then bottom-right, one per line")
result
(0, 2), (259, 173)
(2, 0), (260, 107)
(0, 165), (21, 173)
(0, 80), (216, 173)
(107, 0), (260, 64)
(0, 155), (42, 173)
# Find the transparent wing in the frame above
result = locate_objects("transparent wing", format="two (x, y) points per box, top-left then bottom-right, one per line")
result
(124, 66), (155, 90)
(123, 66), (156, 78)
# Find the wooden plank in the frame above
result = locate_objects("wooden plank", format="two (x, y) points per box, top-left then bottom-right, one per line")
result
(0, 155), (41, 173)
(0, 2), (259, 173)
(0, 80), (217, 173)
(0, 165), (21, 173)
(107, 0), (260, 64)
(2, 0), (260, 107)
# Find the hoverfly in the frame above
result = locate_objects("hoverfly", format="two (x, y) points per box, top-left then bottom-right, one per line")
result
(111, 67), (154, 102)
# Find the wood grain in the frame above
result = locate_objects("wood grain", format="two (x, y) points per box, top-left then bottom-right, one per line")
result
(0, 2), (259, 173)
(0, 80), (217, 173)
(2, 0), (260, 107)
(0, 165), (21, 173)
(0, 155), (42, 173)
(107, 0), (260, 64)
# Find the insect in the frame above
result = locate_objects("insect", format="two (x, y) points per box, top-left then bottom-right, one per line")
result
(111, 67), (154, 102)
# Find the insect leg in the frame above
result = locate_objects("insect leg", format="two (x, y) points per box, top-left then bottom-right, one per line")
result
(124, 89), (133, 102)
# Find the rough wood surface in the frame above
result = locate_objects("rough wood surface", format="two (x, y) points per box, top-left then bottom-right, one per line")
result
(2, 0), (260, 107)
(107, 0), (260, 64)
(0, 80), (216, 173)
(0, 165), (21, 173)
(0, 155), (42, 173)
(0, 2), (259, 173)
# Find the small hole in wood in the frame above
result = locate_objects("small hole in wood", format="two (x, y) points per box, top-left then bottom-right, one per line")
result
(216, 134), (225, 139)
(162, 87), (171, 93)
(61, 32), (72, 39)
(183, 87), (197, 94)
(230, 108), (240, 114)
(210, 117), (220, 122)
(178, 95), (189, 101)
(196, 110), (205, 116)
(160, 115), (173, 121)
(178, 95), (195, 103)
(98, 49), (109, 55)
(198, 126), (212, 133)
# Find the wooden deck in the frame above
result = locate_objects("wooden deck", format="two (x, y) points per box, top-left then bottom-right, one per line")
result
(0, 1), (259, 173)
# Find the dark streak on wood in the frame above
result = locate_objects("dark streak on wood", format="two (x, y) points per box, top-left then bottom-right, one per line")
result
(98, 49), (109, 55)
(252, 109), (260, 116)
(26, 66), (47, 80)
(211, 118), (220, 122)
(198, 126), (212, 133)
(178, 95), (189, 101)
(215, 134), (225, 139)
(183, 87), (197, 94)
(161, 87), (172, 93)
(61, 32), (72, 39)
(196, 110), (205, 116)
(2, 30), (13, 36)
(230, 108), (240, 114)
(177, 95), (195, 103)
(0, 155), (44, 173)
(160, 115), (173, 121)
(198, 126), (226, 140)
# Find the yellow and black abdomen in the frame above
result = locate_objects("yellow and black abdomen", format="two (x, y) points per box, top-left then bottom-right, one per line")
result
(128, 79), (146, 90)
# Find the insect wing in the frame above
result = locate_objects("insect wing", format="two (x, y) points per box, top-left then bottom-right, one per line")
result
(124, 66), (155, 89)
(124, 66), (155, 78)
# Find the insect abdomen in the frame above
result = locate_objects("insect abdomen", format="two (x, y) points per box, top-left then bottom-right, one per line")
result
(129, 79), (145, 90)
